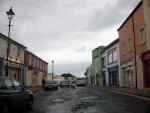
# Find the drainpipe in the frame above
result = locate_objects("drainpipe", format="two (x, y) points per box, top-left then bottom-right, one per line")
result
(132, 16), (138, 89)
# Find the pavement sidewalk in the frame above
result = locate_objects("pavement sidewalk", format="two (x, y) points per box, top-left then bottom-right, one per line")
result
(106, 87), (150, 98)
(27, 86), (42, 94)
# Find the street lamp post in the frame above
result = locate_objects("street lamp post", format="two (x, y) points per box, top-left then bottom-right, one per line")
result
(52, 60), (54, 80)
(6, 7), (15, 77)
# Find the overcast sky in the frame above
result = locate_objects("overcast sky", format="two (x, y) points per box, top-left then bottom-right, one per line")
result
(0, 0), (140, 77)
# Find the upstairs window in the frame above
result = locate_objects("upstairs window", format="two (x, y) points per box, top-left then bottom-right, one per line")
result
(108, 48), (117, 64)
(128, 38), (132, 51)
(139, 28), (145, 44)
(17, 47), (20, 57)
(29, 55), (32, 65)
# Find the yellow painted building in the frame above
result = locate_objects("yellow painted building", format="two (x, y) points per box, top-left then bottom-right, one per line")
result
(0, 33), (26, 83)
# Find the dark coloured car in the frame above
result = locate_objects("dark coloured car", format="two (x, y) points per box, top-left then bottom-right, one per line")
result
(60, 81), (69, 88)
(44, 80), (58, 91)
(0, 77), (34, 113)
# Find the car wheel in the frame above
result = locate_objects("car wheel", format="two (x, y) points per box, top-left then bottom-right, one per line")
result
(27, 99), (33, 110)
(1, 103), (10, 113)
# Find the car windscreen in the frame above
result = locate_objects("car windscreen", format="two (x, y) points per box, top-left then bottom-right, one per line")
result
(46, 80), (57, 84)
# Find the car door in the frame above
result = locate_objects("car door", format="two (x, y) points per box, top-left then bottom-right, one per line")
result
(3, 78), (21, 109)
(12, 79), (30, 106)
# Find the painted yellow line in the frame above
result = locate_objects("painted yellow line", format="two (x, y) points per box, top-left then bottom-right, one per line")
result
(106, 89), (150, 101)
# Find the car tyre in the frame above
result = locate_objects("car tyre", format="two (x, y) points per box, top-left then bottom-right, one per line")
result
(27, 99), (33, 110)
(1, 103), (10, 113)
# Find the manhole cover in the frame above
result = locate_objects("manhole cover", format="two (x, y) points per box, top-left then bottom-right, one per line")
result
(80, 96), (99, 100)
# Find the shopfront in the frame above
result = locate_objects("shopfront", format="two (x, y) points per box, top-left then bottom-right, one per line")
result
(4, 59), (21, 81)
(108, 66), (119, 86)
(142, 50), (150, 87)
(121, 60), (135, 88)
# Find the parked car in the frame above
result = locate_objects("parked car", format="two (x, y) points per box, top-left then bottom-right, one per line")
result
(76, 79), (86, 86)
(0, 77), (34, 113)
(44, 80), (58, 91)
(59, 81), (69, 88)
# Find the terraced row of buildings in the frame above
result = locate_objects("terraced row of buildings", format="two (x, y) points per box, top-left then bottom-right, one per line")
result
(85, 0), (150, 89)
(0, 33), (48, 87)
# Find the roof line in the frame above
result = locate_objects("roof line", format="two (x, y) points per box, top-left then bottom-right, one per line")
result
(117, 1), (143, 31)
(0, 33), (27, 49)
(25, 50), (48, 64)
(103, 38), (119, 51)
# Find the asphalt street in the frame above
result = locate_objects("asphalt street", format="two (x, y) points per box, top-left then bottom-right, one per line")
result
(20, 87), (150, 113)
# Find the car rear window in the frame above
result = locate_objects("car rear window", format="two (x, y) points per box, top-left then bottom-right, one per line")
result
(4, 78), (14, 90)
(46, 80), (57, 84)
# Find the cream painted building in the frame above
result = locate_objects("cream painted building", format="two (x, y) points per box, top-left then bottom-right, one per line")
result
(0, 33), (26, 83)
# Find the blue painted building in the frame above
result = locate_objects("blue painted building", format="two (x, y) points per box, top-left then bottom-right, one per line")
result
(102, 39), (121, 87)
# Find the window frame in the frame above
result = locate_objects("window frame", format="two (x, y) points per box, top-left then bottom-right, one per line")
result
(139, 27), (145, 44)
(128, 38), (132, 51)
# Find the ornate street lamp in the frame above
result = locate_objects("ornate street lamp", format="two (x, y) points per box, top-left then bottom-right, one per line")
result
(52, 60), (54, 80)
(6, 7), (15, 76)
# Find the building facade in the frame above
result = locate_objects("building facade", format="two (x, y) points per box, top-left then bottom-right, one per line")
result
(141, 0), (150, 88)
(102, 39), (121, 87)
(0, 33), (26, 84)
(85, 65), (92, 85)
(92, 46), (105, 86)
(118, 1), (150, 89)
(24, 50), (48, 87)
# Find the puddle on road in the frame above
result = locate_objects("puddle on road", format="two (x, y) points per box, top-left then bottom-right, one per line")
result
(51, 99), (64, 103)
(80, 96), (99, 100)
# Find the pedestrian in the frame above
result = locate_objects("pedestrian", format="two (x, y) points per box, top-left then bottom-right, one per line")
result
(42, 77), (46, 88)
(72, 81), (76, 89)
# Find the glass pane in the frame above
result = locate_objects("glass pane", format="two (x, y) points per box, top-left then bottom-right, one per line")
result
(13, 80), (21, 90)
(4, 79), (14, 90)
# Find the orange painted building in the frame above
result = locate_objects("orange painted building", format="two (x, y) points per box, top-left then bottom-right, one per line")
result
(118, 1), (150, 89)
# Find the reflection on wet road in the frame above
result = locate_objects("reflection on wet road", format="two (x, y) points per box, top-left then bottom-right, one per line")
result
(24, 87), (149, 113)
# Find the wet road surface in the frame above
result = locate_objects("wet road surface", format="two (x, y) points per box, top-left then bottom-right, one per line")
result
(22, 87), (149, 113)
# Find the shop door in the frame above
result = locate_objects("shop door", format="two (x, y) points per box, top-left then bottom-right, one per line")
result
(112, 71), (118, 85)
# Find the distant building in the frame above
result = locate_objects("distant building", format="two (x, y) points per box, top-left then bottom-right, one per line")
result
(92, 46), (105, 86)
(0, 33), (26, 84)
(85, 65), (92, 85)
(47, 73), (64, 84)
(24, 50), (48, 87)
(61, 73), (77, 83)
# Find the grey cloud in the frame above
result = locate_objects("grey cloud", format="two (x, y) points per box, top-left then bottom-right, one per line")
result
(75, 46), (87, 52)
(51, 61), (91, 77)
(88, 0), (141, 31)
(0, 0), (141, 76)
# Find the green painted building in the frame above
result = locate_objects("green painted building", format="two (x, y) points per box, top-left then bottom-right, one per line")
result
(92, 46), (105, 86)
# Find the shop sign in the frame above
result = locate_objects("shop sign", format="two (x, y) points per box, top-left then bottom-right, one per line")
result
(6, 61), (20, 68)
